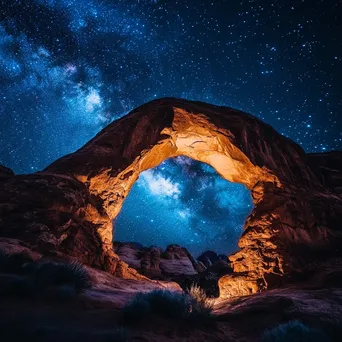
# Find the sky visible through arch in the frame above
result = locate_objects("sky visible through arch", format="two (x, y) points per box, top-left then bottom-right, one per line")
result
(114, 157), (253, 257)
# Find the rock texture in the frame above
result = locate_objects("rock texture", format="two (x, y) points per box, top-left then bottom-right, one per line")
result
(114, 243), (199, 278)
(0, 97), (341, 298)
(113, 242), (233, 296)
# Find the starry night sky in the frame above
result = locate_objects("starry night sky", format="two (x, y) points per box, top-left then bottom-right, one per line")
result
(0, 1), (341, 256)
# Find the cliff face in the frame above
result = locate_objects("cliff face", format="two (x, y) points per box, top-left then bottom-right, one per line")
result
(1, 98), (341, 298)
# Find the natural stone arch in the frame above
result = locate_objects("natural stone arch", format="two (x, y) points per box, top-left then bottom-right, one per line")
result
(86, 106), (280, 267)
(43, 98), (342, 297)
(81, 106), (279, 232)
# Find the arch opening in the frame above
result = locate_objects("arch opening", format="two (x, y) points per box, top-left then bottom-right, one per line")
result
(114, 156), (254, 258)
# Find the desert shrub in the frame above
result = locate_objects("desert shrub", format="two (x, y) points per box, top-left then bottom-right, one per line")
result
(33, 260), (91, 293)
(261, 320), (331, 342)
(146, 290), (190, 318)
(121, 290), (189, 324)
(187, 284), (209, 305)
(186, 284), (213, 322)
(0, 256), (91, 299)
(0, 250), (34, 274)
(121, 289), (214, 327)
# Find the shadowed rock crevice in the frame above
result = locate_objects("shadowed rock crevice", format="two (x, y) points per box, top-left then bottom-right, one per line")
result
(1, 98), (341, 298)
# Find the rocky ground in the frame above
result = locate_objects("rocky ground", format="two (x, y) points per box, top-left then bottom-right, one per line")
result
(1, 237), (342, 341)
(2, 262), (342, 341)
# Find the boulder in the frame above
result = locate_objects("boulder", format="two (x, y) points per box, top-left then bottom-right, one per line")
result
(115, 243), (199, 278)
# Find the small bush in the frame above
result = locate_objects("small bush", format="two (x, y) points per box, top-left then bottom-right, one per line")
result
(0, 253), (91, 299)
(121, 289), (214, 328)
(261, 320), (331, 342)
(147, 290), (191, 318)
(121, 290), (189, 324)
(33, 261), (91, 293)
(186, 284), (213, 323)
(187, 284), (209, 305)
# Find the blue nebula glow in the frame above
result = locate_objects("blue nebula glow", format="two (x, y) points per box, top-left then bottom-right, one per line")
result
(114, 157), (254, 257)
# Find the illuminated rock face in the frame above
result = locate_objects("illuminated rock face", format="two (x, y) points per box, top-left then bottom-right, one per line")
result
(1, 98), (341, 297)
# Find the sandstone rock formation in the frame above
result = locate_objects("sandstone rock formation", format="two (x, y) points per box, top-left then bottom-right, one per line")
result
(113, 242), (233, 297)
(0, 98), (341, 298)
(114, 242), (199, 278)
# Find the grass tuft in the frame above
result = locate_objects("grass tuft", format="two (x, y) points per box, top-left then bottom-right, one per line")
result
(187, 284), (211, 306)
(121, 288), (214, 328)
(186, 284), (214, 325)
(0, 251), (92, 299)
(33, 260), (91, 293)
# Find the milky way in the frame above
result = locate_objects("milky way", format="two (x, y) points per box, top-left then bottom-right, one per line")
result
(0, 1), (341, 255)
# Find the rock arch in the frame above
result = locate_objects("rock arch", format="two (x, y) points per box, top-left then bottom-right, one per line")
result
(44, 98), (342, 297)
(1, 98), (341, 298)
